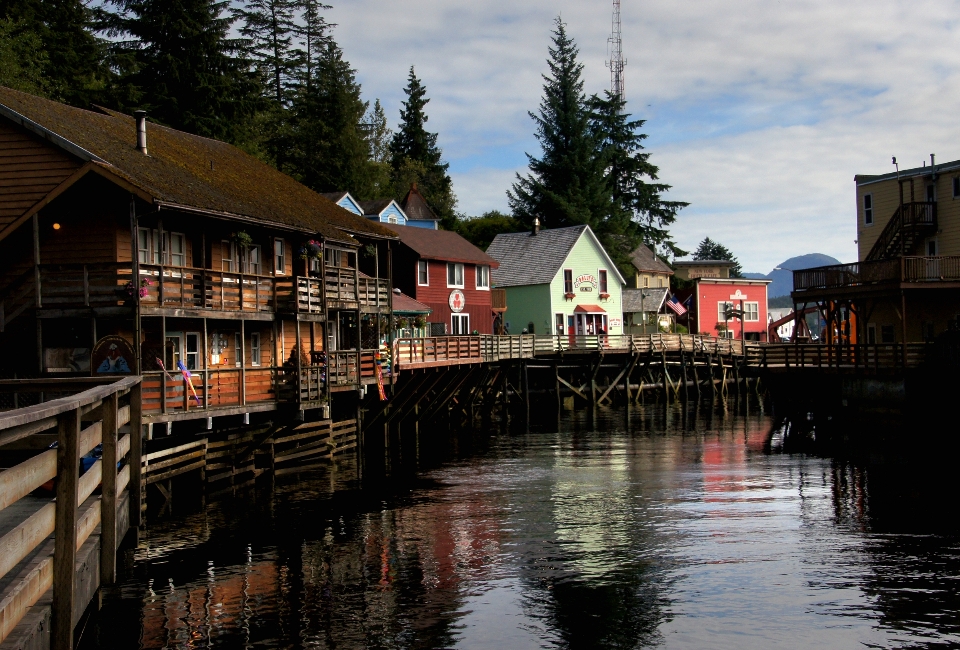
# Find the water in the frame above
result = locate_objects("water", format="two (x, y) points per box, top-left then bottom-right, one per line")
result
(86, 405), (960, 649)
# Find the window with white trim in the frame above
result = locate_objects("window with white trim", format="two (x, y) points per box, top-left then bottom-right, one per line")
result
(245, 244), (262, 275)
(274, 238), (285, 275)
(185, 333), (200, 371)
(563, 269), (573, 294)
(418, 260), (429, 285)
(167, 232), (185, 267)
(447, 262), (464, 288)
(138, 228), (185, 266)
(863, 193), (873, 226)
(222, 241), (237, 272)
(718, 301), (734, 322)
(476, 265), (490, 289)
(744, 302), (759, 322)
(451, 313), (469, 335)
(250, 332), (261, 366)
(599, 269), (608, 294)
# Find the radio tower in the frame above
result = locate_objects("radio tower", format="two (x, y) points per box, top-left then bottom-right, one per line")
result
(606, 0), (626, 100)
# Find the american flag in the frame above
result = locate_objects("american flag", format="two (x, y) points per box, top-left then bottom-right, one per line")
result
(666, 296), (687, 316)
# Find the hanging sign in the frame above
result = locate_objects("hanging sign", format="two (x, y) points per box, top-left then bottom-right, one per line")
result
(729, 289), (749, 300)
(91, 336), (134, 375)
(574, 274), (597, 292)
(449, 289), (466, 313)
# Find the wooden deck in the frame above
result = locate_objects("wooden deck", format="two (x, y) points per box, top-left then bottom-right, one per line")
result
(0, 377), (141, 650)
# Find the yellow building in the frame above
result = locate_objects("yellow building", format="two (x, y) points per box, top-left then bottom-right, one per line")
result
(628, 243), (673, 288)
(792, 154), (960, 343)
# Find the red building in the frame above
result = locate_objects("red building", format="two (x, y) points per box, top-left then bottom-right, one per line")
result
(678, 278), (771, 341)
(386, 224), (500, 334)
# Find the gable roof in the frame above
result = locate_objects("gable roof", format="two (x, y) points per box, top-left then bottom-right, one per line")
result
(400, 184), (438, 221)
(392, 291), (432, 314)
(622, 288), (668, 313)
(383, 223), (499, 266)
(321, 191), (363, 215)
(629, 243), (673, 275)
(486, 225), (626, 287)
(359, 198), (405, 218)
(0, 86), (396, 243)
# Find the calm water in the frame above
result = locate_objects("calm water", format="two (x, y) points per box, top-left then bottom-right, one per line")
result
(87, 404), (960, 649)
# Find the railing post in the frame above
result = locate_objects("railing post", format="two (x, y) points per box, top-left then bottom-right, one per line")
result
(53, 406), (81, 650)
(101, 391), (119, 585)
(129, 382), (143, 533)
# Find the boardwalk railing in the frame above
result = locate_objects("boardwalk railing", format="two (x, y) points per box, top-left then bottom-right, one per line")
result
(394, 335), (536, 368)
(794, 256), (960, 292)
(532, 333), (749, 356)
(0, 377), (142, 650)
(757, 343), (930, 371)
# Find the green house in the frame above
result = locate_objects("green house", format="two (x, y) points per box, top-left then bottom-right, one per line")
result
(487, 225), (626, 336)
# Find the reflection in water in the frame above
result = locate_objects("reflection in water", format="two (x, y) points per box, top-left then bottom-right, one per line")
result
(84, 402), (960, 649)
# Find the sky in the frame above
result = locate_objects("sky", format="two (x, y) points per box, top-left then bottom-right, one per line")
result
(327, 0), (960, 274)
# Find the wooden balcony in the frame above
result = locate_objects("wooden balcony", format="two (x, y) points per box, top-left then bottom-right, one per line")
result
(295, 273), (390, 313)
(141, 367), (278, 417)
(793, 256), (960, 294)
(138, 264), (287, 313)
(491, 288), (507, 312)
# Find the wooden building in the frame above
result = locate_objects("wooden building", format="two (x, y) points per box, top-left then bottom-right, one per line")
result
(792, 154), (960, 343)
(0, 86), (395, 425)
(628, 243), (673, 289)
(386, 224), (500, 334)
(676, 278), (771, 340)
(487, 224), (626, 337)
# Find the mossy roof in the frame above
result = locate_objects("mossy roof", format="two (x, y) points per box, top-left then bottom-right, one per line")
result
(0, 86), (396, 244)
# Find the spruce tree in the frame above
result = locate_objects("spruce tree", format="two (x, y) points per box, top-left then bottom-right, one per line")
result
(508, 17), (608, 231)
(0, 18), (48, 96)
(693, 237), (743, 277)
(588, 91), (688, 260)
(235, 0), (301, 106)
(389, 67), (457, 229)
(364, 99), (393, 197)
(290, 39), (373, 196)
(99, 0), (260, 141)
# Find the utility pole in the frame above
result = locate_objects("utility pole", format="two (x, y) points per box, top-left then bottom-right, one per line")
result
(606, 0), (626, 100)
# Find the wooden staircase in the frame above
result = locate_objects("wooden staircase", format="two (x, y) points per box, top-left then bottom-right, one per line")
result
(865, 201), (937, 261)
(0, 268), (34, 332)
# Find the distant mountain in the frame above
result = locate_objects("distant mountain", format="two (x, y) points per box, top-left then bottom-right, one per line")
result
(744, 253), (843, 298)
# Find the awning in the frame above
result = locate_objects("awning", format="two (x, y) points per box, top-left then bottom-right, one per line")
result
(574, 304), (606, 313)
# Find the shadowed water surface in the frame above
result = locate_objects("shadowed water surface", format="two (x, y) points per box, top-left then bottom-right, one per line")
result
(86, 405), (960, 649)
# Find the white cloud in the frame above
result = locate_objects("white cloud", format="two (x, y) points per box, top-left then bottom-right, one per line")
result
(327, 0), (960, 270)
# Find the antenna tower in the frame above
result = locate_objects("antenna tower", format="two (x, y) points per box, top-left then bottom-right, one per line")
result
(606, 0), (626, 100)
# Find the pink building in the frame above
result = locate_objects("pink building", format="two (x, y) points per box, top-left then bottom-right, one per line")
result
(678, 278), (771, 341)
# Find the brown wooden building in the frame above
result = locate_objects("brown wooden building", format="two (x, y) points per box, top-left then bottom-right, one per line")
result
(0, 86), (396, 425)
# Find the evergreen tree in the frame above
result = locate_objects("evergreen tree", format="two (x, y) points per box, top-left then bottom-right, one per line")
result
(290, 39), (374, 196)
(2, 0), (108, 106)
(508, 17), (608, 232)
(98, 0), (260, 141)
(363, 98), (393, 197)
(0, 18), (48, 96)
(588, 91), (688, 260)
(235, 0), (301, 106)
(459, 211), (524, 251)
(692, 237), (743, 277)
(389, 67), (457, 229)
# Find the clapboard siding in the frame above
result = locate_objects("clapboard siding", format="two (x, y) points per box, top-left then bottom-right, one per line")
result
(0, 120), (81, 231)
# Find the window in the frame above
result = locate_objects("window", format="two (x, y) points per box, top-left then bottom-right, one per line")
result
(387, 215), (398, 224)
(867, 323), (877, 344)
(954, 177), (960, 198)
(324, 247), (342, 268)
(881, 324), (895, 343)
(927, 239), (938, 256)
(863, 194), (873, 226)
(599, 270), (608, 294)
(165, 334), (182, 370)
(476, 265), (490, 289)
(643, 276), (649, 288)
(274, 239), (285, 275)
(235, 332), (242, 367)
(222, 241), (237, 272)
(447, 262), (464, 288)
(563, 269), (573, 294)
(718, 301), (734, 322)
(927, 184), (936, 202)
(138, 228), (185, 266)
(744, 302), (759, 322)
(451, 313), (469, 335)
(245, 244), (262, 275)
(555, 313), (565, 335)
(250, 332), (261, 366)
(418, 260), (429, 285)
(657, 277), (664, 288)
(185, 333), (200, 371)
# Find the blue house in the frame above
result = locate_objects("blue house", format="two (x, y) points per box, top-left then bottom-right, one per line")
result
(323, 188), (438, 230)
(321, 191), (364, 216)
(359, 199), (409, 225)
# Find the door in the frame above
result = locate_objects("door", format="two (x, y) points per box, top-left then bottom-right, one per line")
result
(567, 315), (575, 346)
(451, 313), (469, 335)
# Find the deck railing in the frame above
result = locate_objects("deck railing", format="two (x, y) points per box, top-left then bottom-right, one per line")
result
(793, 256), (960, 292)
(757, 343), (930, 371)
(139, 264), (287, 312)
(531, 333), (748, 356)
(0, 377), (141, 650)
(141, 367), (277, 416)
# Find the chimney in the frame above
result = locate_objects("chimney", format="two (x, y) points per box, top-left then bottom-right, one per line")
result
(931, 153), (936, 168)
(532, 217), (540, 236)
(134, 111), (148, 155)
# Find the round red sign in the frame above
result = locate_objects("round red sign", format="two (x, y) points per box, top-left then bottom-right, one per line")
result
(449, 289), (466, 313)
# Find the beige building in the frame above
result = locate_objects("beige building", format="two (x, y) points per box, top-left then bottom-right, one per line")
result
(628, 243), (673, 288)
(672, 260), (736, 281)
(792, 154), (960, 344)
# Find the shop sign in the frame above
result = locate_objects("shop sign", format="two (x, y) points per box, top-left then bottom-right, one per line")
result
(609, 317), (622, 328)
(574, 274), (597, 292)
(449, 289), (466, 312)
(729, 289), (748, 300)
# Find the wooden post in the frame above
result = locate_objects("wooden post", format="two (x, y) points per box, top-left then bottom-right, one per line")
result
(240, 319), (246, 406)
(160, 315), (167, 414)
(662, 352), (669, 403)
(53, 407), (81, 650)
(129, 382), (143, 533)
(523, 360), (530, 429)
(101, 392), (119, 585)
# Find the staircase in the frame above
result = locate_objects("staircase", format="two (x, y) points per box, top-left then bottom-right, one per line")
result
(865, 201), (937, 261)
(0, 267), (35, 332)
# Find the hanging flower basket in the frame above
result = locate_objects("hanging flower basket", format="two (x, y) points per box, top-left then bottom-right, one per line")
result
(564, 292), (575, 300)
(599, 292), (610, 300)
(232, 231), (253, 248)
(298, 239), (322, 260)
(413, 315), (427, 329)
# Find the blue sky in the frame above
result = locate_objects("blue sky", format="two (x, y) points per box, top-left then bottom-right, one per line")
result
(327, 0), (960, 273)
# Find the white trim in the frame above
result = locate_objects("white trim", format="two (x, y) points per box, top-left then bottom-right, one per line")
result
(597, 268), (609, 295)
(417, 260), (429, 286)
(475, 264), (490, 290)
(575, 226), (628, 286)
(451, 312), (469, 335)
(563, 268), (574, 294)
(446, 262), (464, 288)
(274, 238), (285, 275)
(250, 332), (261, 367)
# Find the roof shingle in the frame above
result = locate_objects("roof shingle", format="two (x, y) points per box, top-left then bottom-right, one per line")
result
(486, 226), (588, 287)
(629, 243), (673, 275)
(383, 223), (499, 266)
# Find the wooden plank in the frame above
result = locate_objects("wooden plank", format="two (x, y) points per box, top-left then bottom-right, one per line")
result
(145, 459), (206, 485)
(100, 392), (118, 585)
(52, 408), (79, 650)
(128, 383), (142, 532)
(0, 450), (55, 512)
(142, 439), (206, 462)
(142, 449), (205, 474)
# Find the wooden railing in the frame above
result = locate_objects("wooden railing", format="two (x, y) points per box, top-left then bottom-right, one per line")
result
(757, 343), (930, 371)
(532, 333), (749, 356)
(0, 377), (141, 650)
(865, 201), (936, 262)
(139, 264), (288, 312)
(38, 262), (133, 309)
(394, 335), (536, 367)
(324, 267), (357, 303)
(141, 367), (277, 416)
(794, 256), (960, 292)
(359, 276), (390, 309)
